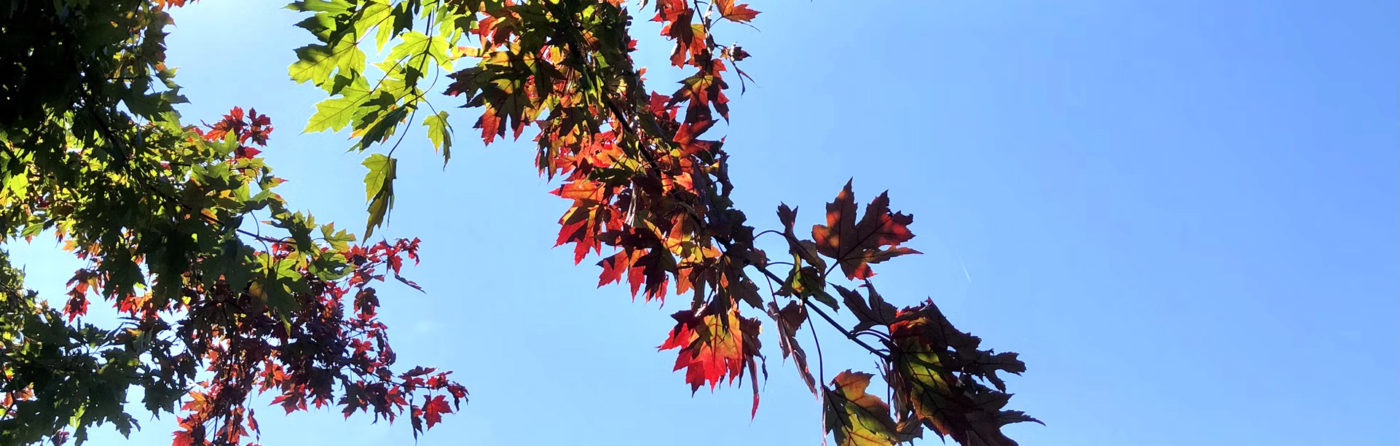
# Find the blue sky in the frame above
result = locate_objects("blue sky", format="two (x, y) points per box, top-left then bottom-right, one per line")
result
(8, 0), (1397, 444)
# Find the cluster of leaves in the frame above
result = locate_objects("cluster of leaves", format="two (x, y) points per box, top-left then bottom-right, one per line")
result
(292, 0), (1038, 444)
(1, 0), (1037, 444)
(1, 1), (463, 445)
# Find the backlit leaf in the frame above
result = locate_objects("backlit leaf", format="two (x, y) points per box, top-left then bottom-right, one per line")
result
(823, 371), (907, 446)
(289, 38), (365, 92)
(422, 111), (452, 165)
(362, 154), (397, 238)
(304, 76), (372, 133)
(715, 0), (760, 23)
(659, 306), (764, 416)
(887, 300), (1041, 445)
(812, 181), (920, 280)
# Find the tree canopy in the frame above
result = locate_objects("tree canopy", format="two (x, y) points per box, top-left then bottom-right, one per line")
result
(0, 1), (1036, 445)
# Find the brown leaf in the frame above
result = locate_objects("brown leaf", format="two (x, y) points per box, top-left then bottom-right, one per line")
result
(835, 283), (897, 332)
(777, 203), (827, 271)
(812, 181), (920, 280)
(767, 301), (816, 395)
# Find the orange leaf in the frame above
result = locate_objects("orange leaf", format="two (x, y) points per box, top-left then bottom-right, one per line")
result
(715, 0), (760, 23)
(659, 307), (764, 415)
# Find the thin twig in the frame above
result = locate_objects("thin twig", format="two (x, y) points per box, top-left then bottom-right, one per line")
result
(748, 264), (888, 359)
(805, 303), (825, 386)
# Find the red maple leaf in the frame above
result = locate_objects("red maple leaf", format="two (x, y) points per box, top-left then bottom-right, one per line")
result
(417, 397), (450, 430)
(660, 8), (703, 67)
(659, 307), (763, 416)
(422, 395), (451, 429)
(171, 430), (193, 446)
(597, 250), (633, 287)
(154, 0), (189, 10)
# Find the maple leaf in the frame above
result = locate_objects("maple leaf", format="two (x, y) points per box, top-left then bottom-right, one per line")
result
(63, 269), (98, 322)
(672, 117), (715, 145)
(887, 300), (1040, 446)
(423, 111), (453, 165)
(766, 301), (816, 395)
(361, 154), (397, 239)
(448, 55), (537, 145)
(672, 70), (731, 120)
(835, 283), (897, 333)
(598, 231), (673, 301)
(812, 181), (920, 280)
(823, 371), (911, 446)
(659, 307), (764, 416)
(171, 430), (193, 446)
(891, 301), (1027, 391)
(557, 202), (609, 264)
(777, 204), (827, 271)
(655, 2), (707, 67)
(154, 0), (190, 9)
(715, 0), (760, 23)
(596, 250), (629, 287)
(552, 180), (606, 202)
(421, 395), (451, 429)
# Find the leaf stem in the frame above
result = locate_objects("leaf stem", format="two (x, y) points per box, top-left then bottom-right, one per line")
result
(750, 264), (889, 360)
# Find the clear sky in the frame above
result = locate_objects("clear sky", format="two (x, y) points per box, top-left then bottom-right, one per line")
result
(8, 0), (1397, 445)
